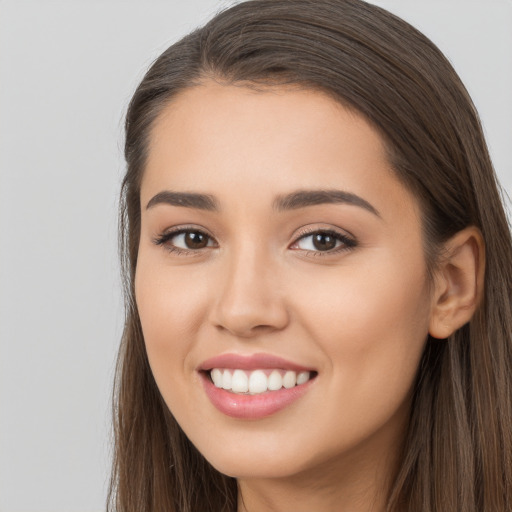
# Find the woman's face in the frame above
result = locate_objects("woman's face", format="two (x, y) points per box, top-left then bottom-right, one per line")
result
(136, 82), (433, 482)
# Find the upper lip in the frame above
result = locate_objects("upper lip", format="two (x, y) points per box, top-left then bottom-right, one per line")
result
(198, 353), (315, 372)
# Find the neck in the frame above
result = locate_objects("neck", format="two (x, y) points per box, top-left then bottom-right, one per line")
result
(237, 465), (390, 512)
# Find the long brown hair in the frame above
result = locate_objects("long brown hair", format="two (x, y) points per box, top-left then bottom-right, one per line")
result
(108, 1), (512, 510)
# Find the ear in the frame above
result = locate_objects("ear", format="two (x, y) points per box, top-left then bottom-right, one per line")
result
(429, 226), (485, 340)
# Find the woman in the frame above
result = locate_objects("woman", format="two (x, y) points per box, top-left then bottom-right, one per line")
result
(109, 0), (512, 510)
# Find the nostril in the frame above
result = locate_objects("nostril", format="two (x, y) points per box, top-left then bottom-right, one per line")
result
(213, 320), (285, 339)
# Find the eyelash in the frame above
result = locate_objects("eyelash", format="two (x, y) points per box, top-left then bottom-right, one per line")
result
(153, 226), (216, 257)
(291, 227), (357, 256)
(153, 226), (357, 257)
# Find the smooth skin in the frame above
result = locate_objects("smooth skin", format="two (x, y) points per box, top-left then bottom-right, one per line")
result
(135, 82), (483, 512)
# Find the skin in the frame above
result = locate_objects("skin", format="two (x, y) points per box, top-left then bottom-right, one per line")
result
(135, 82), (476, 511)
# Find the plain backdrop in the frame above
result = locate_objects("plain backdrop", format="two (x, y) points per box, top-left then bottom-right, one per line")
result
(0, 1), (511, 510)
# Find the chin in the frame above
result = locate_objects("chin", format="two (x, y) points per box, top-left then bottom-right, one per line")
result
(194, 432), (320, 480)
(207, 453), (305, 480)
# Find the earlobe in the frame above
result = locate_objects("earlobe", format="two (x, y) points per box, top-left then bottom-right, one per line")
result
(429, 226), (485, 340)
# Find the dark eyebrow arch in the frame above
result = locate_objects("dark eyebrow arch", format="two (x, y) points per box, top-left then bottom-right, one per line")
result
(146, 191), (218, 211)
(272, 189), (380, 217)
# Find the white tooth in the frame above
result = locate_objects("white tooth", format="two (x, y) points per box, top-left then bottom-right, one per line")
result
(297, 371), (310, 385)
(231, 369), (249, 393)
(211, 368), (223, 388)
(222, 369), (232, 390)
(283, 371), (297, 389)
(268, 370), (283, 391)
(249, 370), (268, 394)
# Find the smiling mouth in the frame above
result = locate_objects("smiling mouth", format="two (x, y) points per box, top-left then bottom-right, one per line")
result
(206, 368), (318, 395)
(198, 353), (318, 418)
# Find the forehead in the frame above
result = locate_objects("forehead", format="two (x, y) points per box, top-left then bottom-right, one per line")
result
(141, 81), (419, 223)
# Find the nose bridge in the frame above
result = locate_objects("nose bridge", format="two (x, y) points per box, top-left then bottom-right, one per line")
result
(211, 235), (288, 336)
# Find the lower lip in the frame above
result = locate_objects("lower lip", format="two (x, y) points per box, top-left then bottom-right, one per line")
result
(200, 372), (315, 420)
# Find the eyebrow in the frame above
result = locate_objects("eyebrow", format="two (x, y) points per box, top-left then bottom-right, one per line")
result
(145, 188), (380, 217)
(273, 189), (380, 217)
(146, 191), (218, 211)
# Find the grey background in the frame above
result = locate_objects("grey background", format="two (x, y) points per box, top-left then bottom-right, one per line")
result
(0, 1), (510, 510)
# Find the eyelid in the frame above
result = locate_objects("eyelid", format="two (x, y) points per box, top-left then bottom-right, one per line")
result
(293, 224), (355, 240)
(289, 225), (357, 254)
(153, 224), (357, 257)
(152, 225), (218, 255)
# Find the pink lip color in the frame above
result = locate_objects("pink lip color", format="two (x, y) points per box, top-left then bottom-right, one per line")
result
(198, 353), (314, 372)
(198, 353), (316, 420)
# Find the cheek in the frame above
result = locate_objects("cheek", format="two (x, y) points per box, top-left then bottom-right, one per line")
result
(292, 251), (431, 405)
(134, 255), (210, 391)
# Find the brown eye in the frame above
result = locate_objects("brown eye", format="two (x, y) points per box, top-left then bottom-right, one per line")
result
(184, 231), (209, 249)
(154, 228), (216, 253)
(292, 229), (356, 254)
(312, 232), (337, 251)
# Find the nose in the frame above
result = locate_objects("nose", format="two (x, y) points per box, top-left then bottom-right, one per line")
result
(209, 244), (289, 338)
